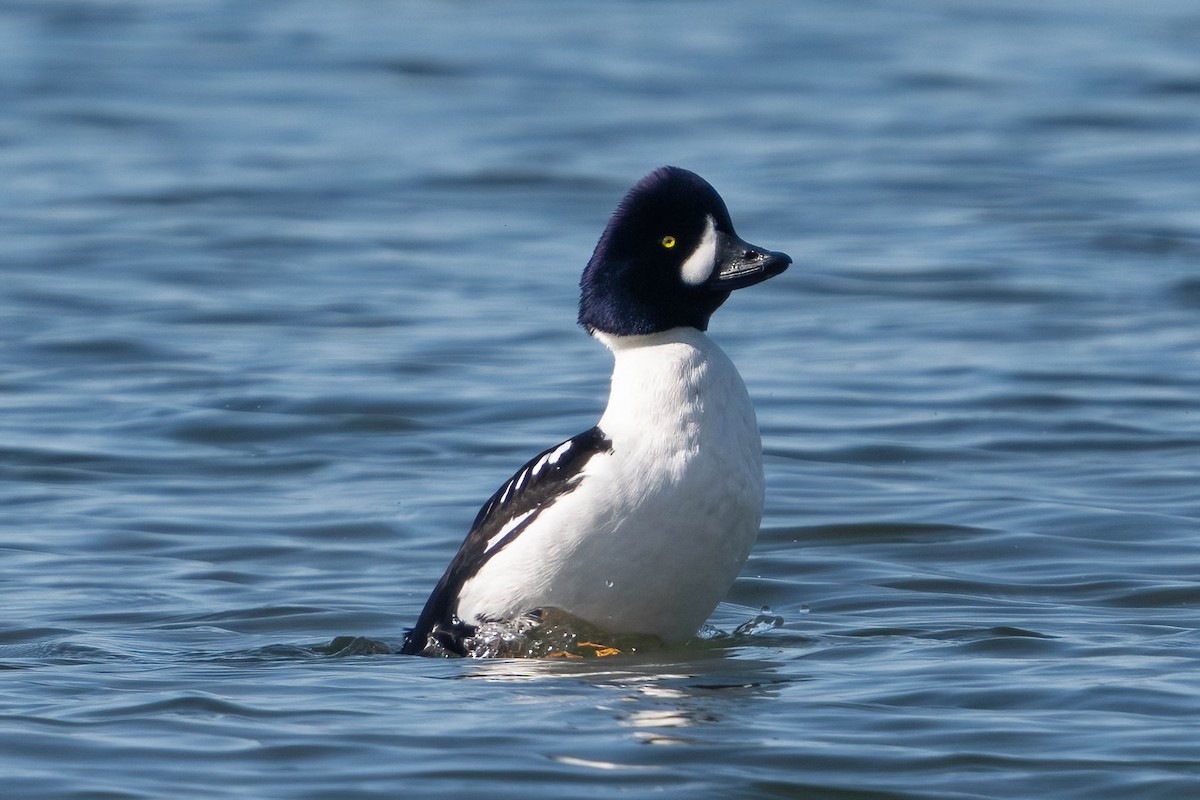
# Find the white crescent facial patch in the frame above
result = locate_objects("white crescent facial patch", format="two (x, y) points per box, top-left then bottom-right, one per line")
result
(679, 215), (718, 286)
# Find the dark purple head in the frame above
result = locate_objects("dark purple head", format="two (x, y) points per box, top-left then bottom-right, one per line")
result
(578, 166), (791, 336)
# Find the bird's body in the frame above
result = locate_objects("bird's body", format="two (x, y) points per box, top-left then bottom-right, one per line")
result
(401, 167), (790, 657)
(456, 327), (763, 643)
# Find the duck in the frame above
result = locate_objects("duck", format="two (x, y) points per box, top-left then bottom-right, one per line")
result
(401, 166), (790, 656)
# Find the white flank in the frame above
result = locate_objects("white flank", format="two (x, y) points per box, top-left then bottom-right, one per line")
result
(679, 216), (718, 286)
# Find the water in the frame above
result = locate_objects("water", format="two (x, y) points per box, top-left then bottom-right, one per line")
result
(2, 0), (1199, 797)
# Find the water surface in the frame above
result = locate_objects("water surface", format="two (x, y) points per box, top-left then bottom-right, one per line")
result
(2, 1), (1199, 798)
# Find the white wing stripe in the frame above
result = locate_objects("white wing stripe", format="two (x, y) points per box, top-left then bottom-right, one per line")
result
(547, 440), (573, 467)
(483, 509), (536, 553)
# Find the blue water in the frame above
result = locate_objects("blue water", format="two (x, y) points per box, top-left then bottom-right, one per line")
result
(3, 1), (1199, 797)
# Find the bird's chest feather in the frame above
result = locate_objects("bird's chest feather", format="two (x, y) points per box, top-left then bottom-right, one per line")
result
(598, 340), (762, 520)
(589, 333), (763, 562)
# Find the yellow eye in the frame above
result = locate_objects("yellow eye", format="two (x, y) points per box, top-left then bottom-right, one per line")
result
(661, 236), (676, 249)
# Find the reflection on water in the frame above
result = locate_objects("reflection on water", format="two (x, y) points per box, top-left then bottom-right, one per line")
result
(466, 645), (796, 755)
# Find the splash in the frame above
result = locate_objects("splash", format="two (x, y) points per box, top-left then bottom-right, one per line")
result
(463, 605), (787, 658)
(465, 608), (664, 659)
(698, 606), (788, 641)
(732, 606), (786, 637)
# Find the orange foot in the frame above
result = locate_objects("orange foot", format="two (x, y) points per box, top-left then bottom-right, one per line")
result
(577, 641), (623, 657)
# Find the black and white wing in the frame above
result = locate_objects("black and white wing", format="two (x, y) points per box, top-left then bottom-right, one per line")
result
(400, 426), (612, 656)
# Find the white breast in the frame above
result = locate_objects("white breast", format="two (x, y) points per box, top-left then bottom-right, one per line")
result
(455, 327), (764, 642)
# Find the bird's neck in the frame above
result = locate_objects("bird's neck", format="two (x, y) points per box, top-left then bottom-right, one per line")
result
(593, 327), (743, 446)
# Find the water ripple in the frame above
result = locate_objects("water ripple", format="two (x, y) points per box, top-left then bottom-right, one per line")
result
(3, 1), (1199, 798)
